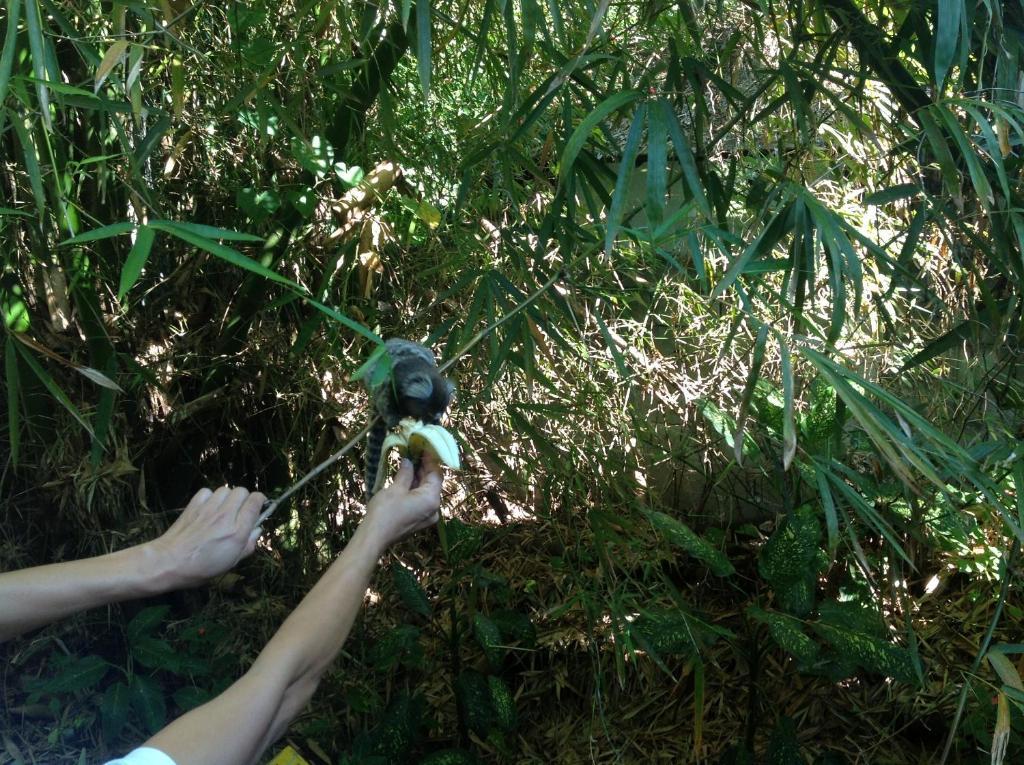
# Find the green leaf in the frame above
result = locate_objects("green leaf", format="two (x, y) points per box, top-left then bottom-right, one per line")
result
(392, 563), (431, 618)
(645, 509), (735, 576)
(132, 637), (181, 671)
(593, 310), (629, 379)
(455, 670), (497, 738)
(559, 90), (641, 187)
(646, 99), (667, 227)
(780, 337), (796, 471)
(23, 0), (53, 129)
(12, 117), (47, 221)
(473, 613), (505, 669)
(60, 222), (136, 245)
(127, 605), (171, 642)
(100, 682), (131, 742)
(156, 221), (264, 242)
(118, 225), (155, 299)
(815, 468), (839, 564)
(661, 98), (712, 219)
(14, 341), (93, 438)
(734, 324), (769, 464)
(0, 0), (23, 108)
(748, 607), (819, 664)
(605, 102), (646, 257)
(32, 654), (110, 693)
(488, 676), (517, 731)
(129, 675), (167, 733)
(132, 115), (171, 167)
(416, 0), (431, 99)
(934, 0), (963, 90)
(149, 220), (295, 288)
(863, 184), (920, 206)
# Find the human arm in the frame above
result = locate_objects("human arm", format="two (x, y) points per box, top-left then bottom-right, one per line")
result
(141, 455), (442, 765)
(0, 486), (265, 643)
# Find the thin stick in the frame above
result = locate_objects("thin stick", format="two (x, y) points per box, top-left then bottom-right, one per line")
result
(256, 418), (376, 525)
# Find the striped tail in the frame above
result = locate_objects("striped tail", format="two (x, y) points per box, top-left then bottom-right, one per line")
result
(365, 418), (389, 499)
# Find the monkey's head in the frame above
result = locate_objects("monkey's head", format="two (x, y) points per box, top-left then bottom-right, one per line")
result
(392, 360), (454, 424)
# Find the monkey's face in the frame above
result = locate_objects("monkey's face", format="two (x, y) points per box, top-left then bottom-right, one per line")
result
(398, 380), (450, 424)
(392, 365), (452, 424)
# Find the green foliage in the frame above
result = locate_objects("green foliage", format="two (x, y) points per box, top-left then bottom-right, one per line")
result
(758, 505), (827, 617)
(392, 562), (432, 618)
(3, 0), (1023, 758)
(747, 607), (818, 665)
(764, 717), (803, 765)
(455, 670), (497, 739)
(812, 622), (916, 685)
(351, 693), (426, 764)
(645, 508), (735, 576)
(419, 750), (481, 765)
(473, 613), (505, 669)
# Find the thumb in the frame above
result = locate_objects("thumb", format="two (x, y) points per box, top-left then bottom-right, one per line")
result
(392, 458), (416, 490)
(245, 526), (262, 555)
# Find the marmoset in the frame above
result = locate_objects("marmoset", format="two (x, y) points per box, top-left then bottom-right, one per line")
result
(364, 338), (454, 497)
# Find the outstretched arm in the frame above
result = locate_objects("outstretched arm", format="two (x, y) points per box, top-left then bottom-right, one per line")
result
(140, 456), (443, 765)
(0, 486), (265, 643)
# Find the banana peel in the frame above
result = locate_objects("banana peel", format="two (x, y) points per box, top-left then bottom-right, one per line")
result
(373, 417), (461, 495)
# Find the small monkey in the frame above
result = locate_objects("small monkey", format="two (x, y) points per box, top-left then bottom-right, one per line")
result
(364, 339), (454, 497)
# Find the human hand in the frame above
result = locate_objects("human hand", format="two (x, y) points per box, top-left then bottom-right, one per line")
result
(149, 486), (265, 589)
(361, 452), (443, 552)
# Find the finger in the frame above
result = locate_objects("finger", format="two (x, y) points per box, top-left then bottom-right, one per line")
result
(393, 458), (416, 491)
(414, 463), (443, 497)
(184, 487), (214, 514)
(219, 486), (251, 518)
(244, 526), (262, 555)
(236, 491), (265, 529)
(200, 484), (233, 514)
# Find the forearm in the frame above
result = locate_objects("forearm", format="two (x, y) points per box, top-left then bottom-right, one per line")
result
(143, 524), (387, 765)
(252, 523), (384, 685)
(0, 543), (174, 642)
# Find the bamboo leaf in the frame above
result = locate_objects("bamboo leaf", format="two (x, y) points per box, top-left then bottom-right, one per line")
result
(780, 337), (796, 470)
(149, 220), (295, 289)
(23, 0), (52, 129)
(118, 225), (156, 299)
(60, 222), (137, 245)
(661, 98), (711, 219)
(605, 102), (646, 257)
(14, 341), (94, 438)
(593, 310), (629, 379)
(94, 39), (129, 94)
(814, 464), (839, 563)
(12, 117), (46, 222)
(0, 0), (23, 108)
(934, 0), (962, 91)
(646, 98), (667, 227)
(152, 221), (264, 243)
(416, 0), (431, 99)
(559, 90), (641, 188)
(734, 324), (769, 465)
(863, 184), (920, 206)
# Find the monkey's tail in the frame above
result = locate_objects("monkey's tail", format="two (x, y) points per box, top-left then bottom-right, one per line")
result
(365, 418), (388, 499)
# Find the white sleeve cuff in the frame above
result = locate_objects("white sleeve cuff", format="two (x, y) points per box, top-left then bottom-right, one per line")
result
(103, 746), (178, 765)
